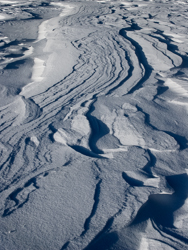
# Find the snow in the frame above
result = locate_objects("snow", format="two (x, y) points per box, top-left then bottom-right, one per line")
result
(0, 0), (188, 249)
(164, 78), (188, 97)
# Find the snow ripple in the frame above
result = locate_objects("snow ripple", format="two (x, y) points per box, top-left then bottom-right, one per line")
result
(0, 1), (188, 250)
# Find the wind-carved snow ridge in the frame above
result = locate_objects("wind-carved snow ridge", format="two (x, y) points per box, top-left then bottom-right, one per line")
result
(0, 0), (188, 250)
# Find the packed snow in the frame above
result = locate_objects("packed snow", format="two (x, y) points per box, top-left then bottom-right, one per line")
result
(0, 0), (188, 249)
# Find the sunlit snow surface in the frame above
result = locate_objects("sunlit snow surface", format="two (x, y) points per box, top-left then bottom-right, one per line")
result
(0, 0), (188, 249)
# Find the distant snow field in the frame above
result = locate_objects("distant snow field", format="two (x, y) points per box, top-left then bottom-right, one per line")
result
(0, 0), (188, 249)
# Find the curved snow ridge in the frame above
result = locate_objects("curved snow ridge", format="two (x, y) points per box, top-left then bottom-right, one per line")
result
(122, 171), (160, 188)
(0, 1), (188, 249)
(93, 97), (179, 151)
(22, 97), (43, 124)
(0, 96), (42, 130)
(129, 173), (188, 239)
(20, 57), (45, 96)
(54, 99), (128, 159)
(52, 94), (180, 160)
(20, 3), (79, 98)
(51, 94), (180, 160)
(88, 173), (188, 250)
(126, 32), (178, 72)
(119, 27), (182, 76)
(35, 3), (76, 42)
(53, 126), (116, 159)
(31, 29), (143, 107)
(8, 96), (26, 127)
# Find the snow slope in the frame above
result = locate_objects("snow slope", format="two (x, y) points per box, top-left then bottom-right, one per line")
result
(0, 0), (188, 249)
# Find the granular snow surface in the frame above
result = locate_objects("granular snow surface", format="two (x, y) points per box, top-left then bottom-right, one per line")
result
(0, 0), (188, 249)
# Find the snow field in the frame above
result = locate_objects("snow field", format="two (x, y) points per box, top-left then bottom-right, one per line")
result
(0, 0), (188, 250)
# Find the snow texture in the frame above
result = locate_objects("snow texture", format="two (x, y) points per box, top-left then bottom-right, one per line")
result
(0, 0), (188, 249)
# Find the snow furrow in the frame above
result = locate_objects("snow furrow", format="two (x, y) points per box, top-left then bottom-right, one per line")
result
(81, 179), (102, 237)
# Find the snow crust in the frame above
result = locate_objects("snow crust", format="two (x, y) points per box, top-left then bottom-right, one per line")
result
(0, 0), (188, 249)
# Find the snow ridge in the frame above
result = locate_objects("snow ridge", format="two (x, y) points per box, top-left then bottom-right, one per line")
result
(0, 0), (188, 249)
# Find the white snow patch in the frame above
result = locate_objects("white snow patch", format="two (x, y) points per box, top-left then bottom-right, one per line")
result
(99, 152), (114, 158)
(149, 148), (177, 152)
(168, 100), (188, 106)
(31, 58), (45, 82)
(36, 20), (49, 42)
(143, 177), (160, 188)
(102, 147), (128, 153)
(23, 46), (34, 57)
(164, 78), (188, 97)
(52, 3), (74, 17)
(123, 171), (160, 188)
(114, 116), (145, 147)
(122, 103), (137, 113)
(0, 14), (6, 20)
(21, 11), (79, 97)
(141, 238), (175, 250)
(139, 236), (149, 250)
(0, 13), (12, 20)
(71, 115), (90, 136)
(53, 129), (68, 146)
(30, 136), (39, 147)
(0, 0), (18, 3)
(120, 2), (133, 5)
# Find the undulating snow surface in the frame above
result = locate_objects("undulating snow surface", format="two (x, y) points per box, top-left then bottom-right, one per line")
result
(0, 0), (188, 249)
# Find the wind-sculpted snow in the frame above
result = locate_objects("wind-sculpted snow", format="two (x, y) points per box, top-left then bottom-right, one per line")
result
(0, 0), (188, 249)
